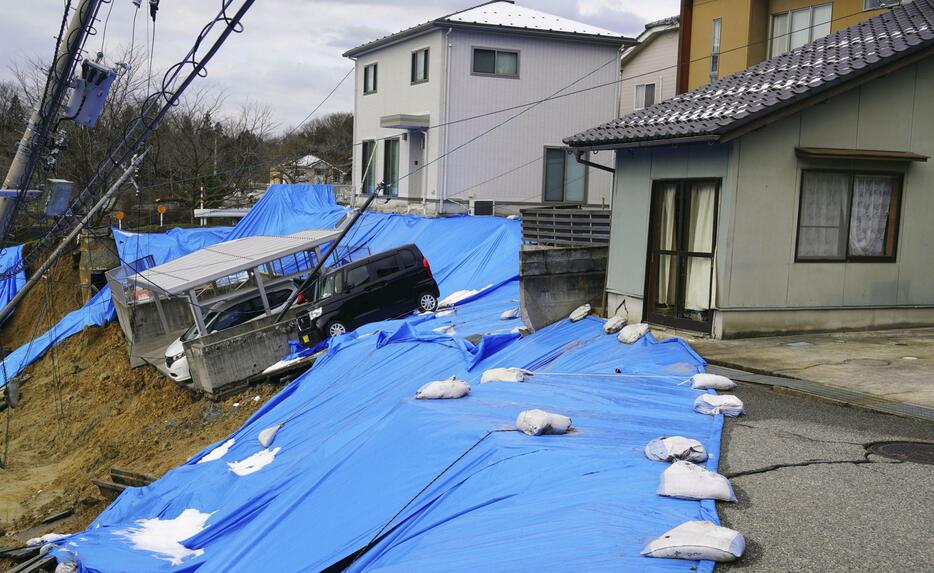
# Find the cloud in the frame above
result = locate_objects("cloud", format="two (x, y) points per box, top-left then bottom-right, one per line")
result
(0, 0), (678, 130)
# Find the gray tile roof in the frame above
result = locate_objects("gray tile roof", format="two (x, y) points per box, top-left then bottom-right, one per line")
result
(644, 15), (679, 31)
(566, 0), (934, 148)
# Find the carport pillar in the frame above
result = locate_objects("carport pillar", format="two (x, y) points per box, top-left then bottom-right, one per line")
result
(188, 289), (208, 336)
(253, 269), (271, 314)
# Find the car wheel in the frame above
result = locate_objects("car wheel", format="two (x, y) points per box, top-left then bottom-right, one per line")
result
(326, 320), (348, 338)
(418, 292), (438, 312)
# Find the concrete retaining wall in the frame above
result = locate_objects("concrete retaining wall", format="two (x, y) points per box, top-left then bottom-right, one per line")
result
(520, 245), (608, 331)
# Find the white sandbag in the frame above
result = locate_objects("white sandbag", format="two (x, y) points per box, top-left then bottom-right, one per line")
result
(642, 521), (745, 562)
(644, 436), (708, 464)
(690, 372), (736, 390)
(415, 377), (470, 400)
(55, 564), (77, 573)
(618, 323), (649, 344)
(657, 461), (736, 501)
(568, 304), (591, 322)
(515, 409), (572, 436)
(258, 424), (283, 448)
(603, 315), (627, 334)
(500, 307), (520, 320)
(694, 394), (745, 417)
(480, 367), (531, 384)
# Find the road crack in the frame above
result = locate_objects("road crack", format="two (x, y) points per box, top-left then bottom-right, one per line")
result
(725, 456), (902, 478)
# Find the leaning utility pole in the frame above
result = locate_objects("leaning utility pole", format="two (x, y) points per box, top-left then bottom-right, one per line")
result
(0, 0), (103, 243)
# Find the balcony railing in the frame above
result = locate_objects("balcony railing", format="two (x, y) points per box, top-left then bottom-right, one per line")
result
(520, 205), (611, 247)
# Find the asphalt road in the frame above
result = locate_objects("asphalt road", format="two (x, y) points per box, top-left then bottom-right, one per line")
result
(716, 382), (934, 572)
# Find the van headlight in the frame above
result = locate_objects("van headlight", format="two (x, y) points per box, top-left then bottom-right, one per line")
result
(173, 351), (185, 361)
(308, 307), (323, 320)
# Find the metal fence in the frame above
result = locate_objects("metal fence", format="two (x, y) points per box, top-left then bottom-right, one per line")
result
(520, 205), (612, 247)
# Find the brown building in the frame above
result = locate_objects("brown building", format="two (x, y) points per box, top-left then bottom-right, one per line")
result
(676, 0), (901, 92)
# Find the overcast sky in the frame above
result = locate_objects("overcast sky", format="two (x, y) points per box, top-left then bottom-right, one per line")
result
(0, 0), (678, 131)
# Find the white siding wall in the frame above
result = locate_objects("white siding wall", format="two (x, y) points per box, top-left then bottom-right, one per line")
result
(618, 29), (679, 117)
(441, 30), (620, 207)
(351, 30), (445, 200)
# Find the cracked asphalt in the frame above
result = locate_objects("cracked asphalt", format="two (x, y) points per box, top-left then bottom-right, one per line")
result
(716, 382), (934, 572)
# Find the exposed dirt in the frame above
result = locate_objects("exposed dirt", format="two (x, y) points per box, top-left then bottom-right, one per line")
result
(0, 320), (279, 550)
(0, 253), (83, 351)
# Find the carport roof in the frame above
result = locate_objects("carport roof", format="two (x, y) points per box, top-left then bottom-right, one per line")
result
(129, 229), (340, 295)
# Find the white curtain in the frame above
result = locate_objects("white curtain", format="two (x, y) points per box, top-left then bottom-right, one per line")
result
(797, 172), (849, 259)
(849, 175), (893, 257)
(685, 183), (716, 311)
(656, 184), (678, 308)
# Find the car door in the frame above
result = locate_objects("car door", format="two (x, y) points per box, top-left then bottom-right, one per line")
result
(339, 263), (374, 327)
(364, 254), (407, 319)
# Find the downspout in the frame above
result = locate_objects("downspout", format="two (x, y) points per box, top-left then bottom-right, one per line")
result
(439, 27), (453, 215)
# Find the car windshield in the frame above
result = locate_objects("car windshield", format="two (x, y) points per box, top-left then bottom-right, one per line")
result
(316, 271), (342, 301)
(180, 310), (218, 342)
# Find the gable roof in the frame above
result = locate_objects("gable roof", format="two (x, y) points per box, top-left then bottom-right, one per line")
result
(621, 14), (679, 66)
(343, 1), (631, 58)
(566, 0), (934, 149)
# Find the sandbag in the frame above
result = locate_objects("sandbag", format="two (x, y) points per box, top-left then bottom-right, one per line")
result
(694, 394), (745, 417)
(603, 316), (627, 334)
(690, 372), (736, 390)
(618, 323), (649, 344)
(642, 521), (745, 562)
(27, 533), (67, 546)
(644, 436), (708, 464)
(657, 461), (736, 501)
(500, 307), (520, 320)
(568, 304), (591, 322)
(516, 409), (571, 436)
(415, 376), (470, 400)
(480, 367), (531, 383)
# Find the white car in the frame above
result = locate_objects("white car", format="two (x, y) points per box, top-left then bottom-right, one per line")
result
(164, 283), (301, 383)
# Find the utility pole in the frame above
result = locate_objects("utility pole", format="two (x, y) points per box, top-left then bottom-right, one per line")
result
(0, 0), (103, 243)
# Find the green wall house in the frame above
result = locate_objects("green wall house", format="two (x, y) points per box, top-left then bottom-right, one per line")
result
(566, 0), (934, 338)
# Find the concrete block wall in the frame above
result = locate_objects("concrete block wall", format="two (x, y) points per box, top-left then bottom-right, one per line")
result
(519, 245), (608, 331)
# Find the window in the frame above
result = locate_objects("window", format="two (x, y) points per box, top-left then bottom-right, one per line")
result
(361, 140), (376, 194)
(472, 48), (519, 77)
(370, 256), (400, 279)
(635, 83), (656, 110)
(383, 138), (399, 196)
(398, 249), (416, 268)
(363, 63), (377, 94)
(316, 272), (343, 301)
(411, 48), (429, 83)
(265, 289), (293, 309)
(796, 171), (902, 262)
(543, 148), (587, 203)
(770, 4), (832, 57)
(710, 19), (721, 82)
(864, 0), (900, 9)
(345, 265), (370, 290)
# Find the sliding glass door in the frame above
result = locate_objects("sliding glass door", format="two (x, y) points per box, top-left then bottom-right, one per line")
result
(645, 179), (719, 332)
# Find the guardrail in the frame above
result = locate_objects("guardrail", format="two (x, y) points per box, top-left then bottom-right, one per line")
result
(520, 205), (611, 247)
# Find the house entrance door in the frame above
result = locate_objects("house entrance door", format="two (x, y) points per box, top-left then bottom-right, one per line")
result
(408, 131), (426, 199)
(644, 179), (719, 332)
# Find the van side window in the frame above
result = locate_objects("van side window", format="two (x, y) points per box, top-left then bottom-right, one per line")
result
(399, 249), (416, 268)
(345, 265), (370, 290)
(370, 255), (401, 279)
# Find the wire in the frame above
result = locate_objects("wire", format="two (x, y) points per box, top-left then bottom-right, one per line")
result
(97, 0), (116, 57)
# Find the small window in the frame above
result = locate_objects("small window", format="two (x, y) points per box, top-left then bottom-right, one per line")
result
(543, 148), (587, 203)
(796, 171), (902, 262)
(411, 48), (429, 83)
(864, 0), (899, 10)
(370, 256), (401, 279)
(361, 140), (377, 194)
(363, 63), (378, 94)
(635, 83), (656, 110)
(472, 48), (519, 77)
(769, 3), (832, 57)
(399, 249), (416, 268)
(317, 272), (343, 300)
(710, 19), (721, 82)
(345, 265), (370, 290)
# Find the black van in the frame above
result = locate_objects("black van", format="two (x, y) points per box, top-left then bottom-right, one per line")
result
(297, 244), (440, 341)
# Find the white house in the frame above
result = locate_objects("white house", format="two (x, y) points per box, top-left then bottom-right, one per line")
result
(343, 0), (634, 214)
(618, 16), (679, 117)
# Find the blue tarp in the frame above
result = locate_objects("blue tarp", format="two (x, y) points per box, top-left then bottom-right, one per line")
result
(53, 284), (723, 573)
(0, 244), (26, 324)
